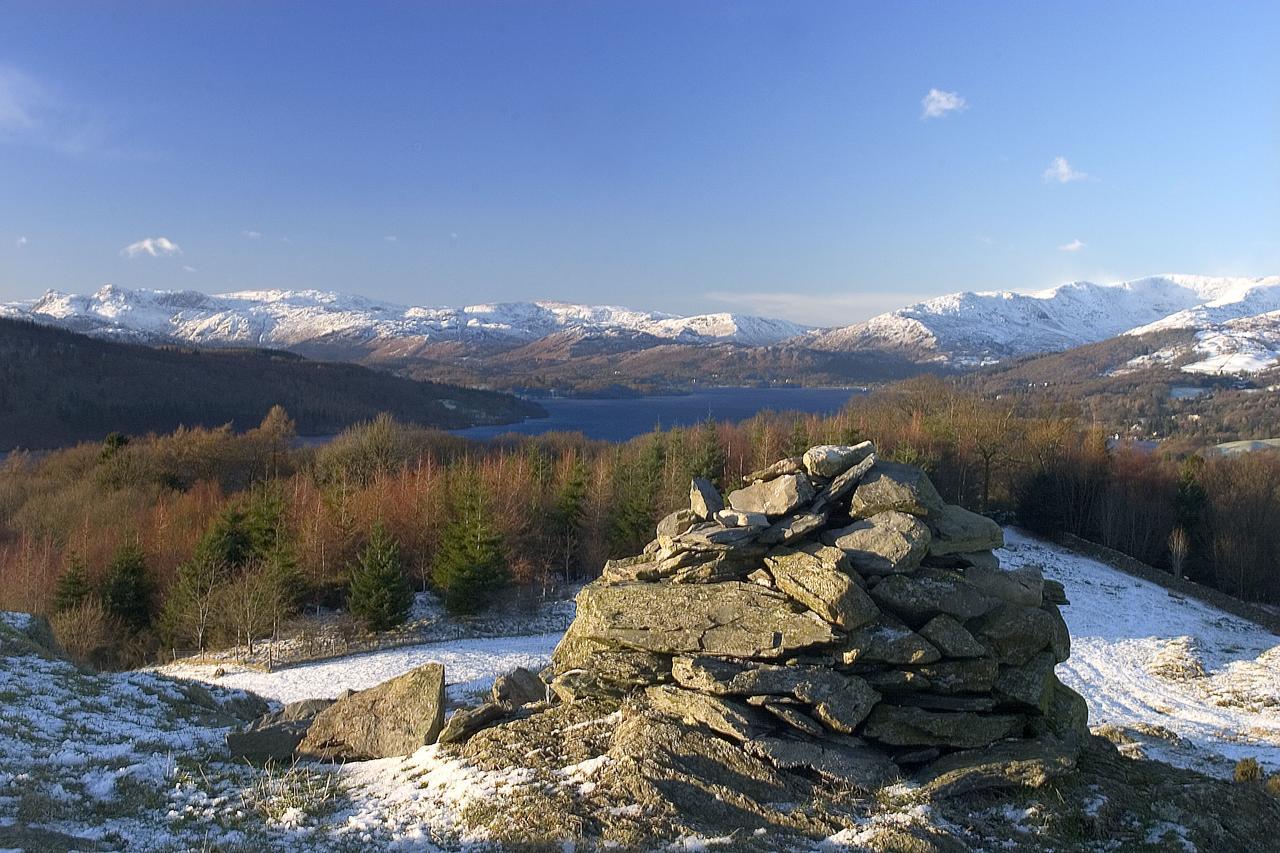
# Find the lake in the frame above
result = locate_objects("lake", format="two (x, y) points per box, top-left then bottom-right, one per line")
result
(450, 386), (865, 442)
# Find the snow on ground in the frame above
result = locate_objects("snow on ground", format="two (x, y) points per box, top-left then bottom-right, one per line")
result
(1000, 528), (1280, 777)
(161, 632), (562, 706)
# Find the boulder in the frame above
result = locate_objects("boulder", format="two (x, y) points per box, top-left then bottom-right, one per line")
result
(850, 462), (945, 519)
(821, 450), (879, 503)
(802, 441), (875, 478)
(764, 543), (879, 629)
(727, 473), (815, 518)
(868, 569), (998, 623)
(918, 615), (986, 658)
(916, 733), (1080, 798)
(492, 666), (547, 706)
(656, 509), (696, 542)
(758, 509), (829, 546)
(862, 705), (1024, 749)
(564, 580), (835, 660)
(714, 508), (769, 529)
(227, 720), (311, 763)
(824, 511), (931, 575)
(960, 563), (1044, 608)
(297, 663), (445, 761)
(928, 504), (1004, 555)
(745, 734), (899, 790)
(438, 701), (512, 745)
(972, 604), (1058, 665)
(743, 457), (804, 483)
(689, 477), (724, 520)
(835, 617), (941, 666)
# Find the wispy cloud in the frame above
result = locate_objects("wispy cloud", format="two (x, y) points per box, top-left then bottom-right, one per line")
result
(1044, 156), (1087, 183)
(705, 290), (934, 326)
(0, 65), (108, 156)
(921, 88), (967, 120)
(242, 229), (262, 239)
(383, 235), (398, 243)
(1058, 238), (1086, 252)
(120, 237), (182, 258)
(182, 265), (197, 273)
(15, 236), (27, 248)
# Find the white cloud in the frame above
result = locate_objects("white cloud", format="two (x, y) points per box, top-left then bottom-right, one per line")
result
(1058, 238), (1086, 252)
(182, 265), (197, 273)
(383, 235), (398, 242)
(1044, 156), (1087, 183)
(120, 237), (182, 258)
(921, 88), (967, 119)
(242, 229), (262, 239)
(15, 236), (27, 247)
(705, 289), (935, 326)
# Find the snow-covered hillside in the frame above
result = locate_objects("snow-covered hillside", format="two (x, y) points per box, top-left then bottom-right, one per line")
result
(810, 274), (1280, 372)
(0, 284), (809, 348)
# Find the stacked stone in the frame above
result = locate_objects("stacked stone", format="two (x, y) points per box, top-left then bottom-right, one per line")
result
(550, 442), (1087, 790)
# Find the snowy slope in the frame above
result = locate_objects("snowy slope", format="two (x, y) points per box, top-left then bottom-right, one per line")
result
(810, 274), (1280, 370)
(0, 284), (810, 348)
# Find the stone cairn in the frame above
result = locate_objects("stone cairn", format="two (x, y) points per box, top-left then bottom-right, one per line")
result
(526, 442), (1089, 796)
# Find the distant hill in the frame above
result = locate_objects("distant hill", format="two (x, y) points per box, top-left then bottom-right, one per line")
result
(0, 318), (543, 451)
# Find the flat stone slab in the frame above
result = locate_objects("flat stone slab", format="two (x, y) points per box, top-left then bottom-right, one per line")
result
(863, 704), (1024, 749)
(570, 581), (835, 660)
(728, 473), (815, 517)
(869, 569), (998, 622)
(835, 616), (941, 666)
(746, 734), (899, 791)
(850, 462), (945, 519)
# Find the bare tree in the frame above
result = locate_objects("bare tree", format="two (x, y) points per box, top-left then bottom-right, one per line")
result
(1168, 527), (1189, 580)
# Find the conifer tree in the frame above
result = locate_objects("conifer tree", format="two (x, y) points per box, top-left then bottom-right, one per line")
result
(433, 482), (509, 615)
(688, 416), (726, 488)
(551, 455), (588, 579)
(102, 540), (152, 633)
(610, 432), (665, 554)
(53, 554), (93, 614)
(347, 523), (414, 631)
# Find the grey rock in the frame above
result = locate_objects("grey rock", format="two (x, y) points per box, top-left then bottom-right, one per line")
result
(1043, 602), (1071, 663)
(758, 509), (828, 546)
(909, 656), (999, 695)
(742, 456), (804, 483)
(918, 615), (986, 658)
(227, 721), (310, 763)
(794, 672), (880, 734)
(824, 510), (931, 575)
(492, 666), (547, 707)
(745, 734), (899, 790)
(994, 651), (1057, 712)
(671, 656), (825, 696)
(821, 450), (879, 503)
(863, 705), (1024, 749)
(960, 563), (1044, 608)
(972, 603), (1058, 665)
(550, 648), (671, 699)
(728, 473), (815, 518)
(928, 504), (1004, 555)
(656, 509), (696, 542)
(298, 663), (446, 761)
(714, 508), (769, 529)
(861, 669), (933, 692)
(1043, 578), (1069, 605)
(689, 477), (724, 520)
(757, 699), (825, 736)
(438, 701), (512, 745)
(671, 522), (762, 551)
(924, 549), (1001, 572)
(916, 733), (1081, 798)
(869, 569), (998, 622)
(645, 685), (771, 742)
(765, 543), (879, 629)
(802, 441), (875, 478)
(887, 693), (999, 712)
(835, 616), (941, 665)
(850, 461), (946, 519)
(564, 580), (835, 661)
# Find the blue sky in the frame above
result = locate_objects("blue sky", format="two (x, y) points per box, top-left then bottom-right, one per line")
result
(1, 1), (1277, 325)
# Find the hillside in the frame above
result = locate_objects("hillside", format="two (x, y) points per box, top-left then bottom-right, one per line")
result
(0, 318), (542, 451)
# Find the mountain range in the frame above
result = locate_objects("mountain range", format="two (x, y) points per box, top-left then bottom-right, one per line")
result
(5, 274), (1280, 388)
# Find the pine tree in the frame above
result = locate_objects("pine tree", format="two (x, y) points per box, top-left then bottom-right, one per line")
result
(433, 483), (509, 616)
(196, 506), (254, 568)
(551, 455), (589, 579)
(610, 432), (665, 555)
(687, 416), (726, 488)
(348, 523), (414, 631)
(53, 554), (93, 614)
(102, 540), (152, 633)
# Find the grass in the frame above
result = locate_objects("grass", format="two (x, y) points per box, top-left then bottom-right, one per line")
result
(239, 759), (345, 825)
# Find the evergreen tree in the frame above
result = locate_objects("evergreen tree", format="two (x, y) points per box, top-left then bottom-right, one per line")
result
(102, 540), (152, 632)
(53, 554), (93, 614)
(196, 506), (254, 568)
(687, 416), (726, 488)
(610, 432), (665, 554)
(433, 483), (509, 615)
(787, 417), (810, 458)
(551, 455), (589, 579)
(348, 523), (414, 631)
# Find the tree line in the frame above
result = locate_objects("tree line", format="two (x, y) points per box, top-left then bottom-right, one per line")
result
(2, 378), (1278, 667)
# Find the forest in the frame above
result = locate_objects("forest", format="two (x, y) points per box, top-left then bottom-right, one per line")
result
(1, 376), (1277, 668)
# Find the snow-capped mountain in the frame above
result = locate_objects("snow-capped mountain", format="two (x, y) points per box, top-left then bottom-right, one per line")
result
(0, 285), (810, 349)
(809, 274), (1280, 373)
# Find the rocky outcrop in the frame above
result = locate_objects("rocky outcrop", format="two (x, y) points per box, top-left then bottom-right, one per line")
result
(297, 663), (445, 761)
(454, 443), (1088, 831)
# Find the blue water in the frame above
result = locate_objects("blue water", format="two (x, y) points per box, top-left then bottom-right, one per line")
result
(451, 387), (865, 442)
